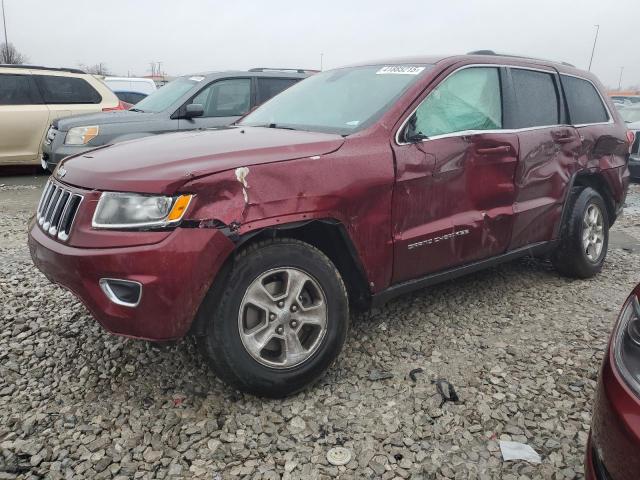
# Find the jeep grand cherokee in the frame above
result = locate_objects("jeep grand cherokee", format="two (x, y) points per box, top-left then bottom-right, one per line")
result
(28, 53), (631, 397)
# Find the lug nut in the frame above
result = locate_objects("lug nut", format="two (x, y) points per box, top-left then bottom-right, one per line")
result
(277, 301), (285, 308)
(269, 313), (276, 321)
(290, 305), (298, 312)
(276, 326), (284, 335)
(290, 320), (298, 328)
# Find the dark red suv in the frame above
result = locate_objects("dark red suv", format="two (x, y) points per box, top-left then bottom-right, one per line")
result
(587, 283), (640, 480)
(28, 53), (630, 396)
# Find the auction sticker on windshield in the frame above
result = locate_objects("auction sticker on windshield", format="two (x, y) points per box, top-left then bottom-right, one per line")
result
(376, 66), (425, 75)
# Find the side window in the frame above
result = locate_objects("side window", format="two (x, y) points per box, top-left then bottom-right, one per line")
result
(256, 78), (298, 105)
(0, 74), (41, 105)
(190, 78), (251, 117)
(407, 67), (502, 138)
(509, 69), (559, 128)
(116, 92), (146, 104)
(561, 75), (609, 125)
(35, 75), (102, 104)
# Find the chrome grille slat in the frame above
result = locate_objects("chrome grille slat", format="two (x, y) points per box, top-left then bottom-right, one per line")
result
(35, 179), (83, 242)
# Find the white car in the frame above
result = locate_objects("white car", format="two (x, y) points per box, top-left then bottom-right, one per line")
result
(104, 77), (157, 105)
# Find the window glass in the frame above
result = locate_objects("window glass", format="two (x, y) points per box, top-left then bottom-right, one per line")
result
(562, 75), (609, 125)
(35, 75), (102, 104)
(0, 74), (40, 105)
(409, 67), (502, 138)
(510, 69), (559, 128)
(241, 65), (430, 135)
(190, 78), (251, 117)
(256, 78), (298, 105)
(135, 77), (197, 112)
(116, 91), (146, 104)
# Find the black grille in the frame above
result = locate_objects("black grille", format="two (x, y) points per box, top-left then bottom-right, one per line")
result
(632, 131), (640, 156)
(36, 180), (83, 242)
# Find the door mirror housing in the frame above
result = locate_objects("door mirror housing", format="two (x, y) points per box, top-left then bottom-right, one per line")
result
(403, 114), (428, 143)
(183, 103), (204, 119)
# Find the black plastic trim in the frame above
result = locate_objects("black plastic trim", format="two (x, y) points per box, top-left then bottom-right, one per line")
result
(372, 241), (557, 307)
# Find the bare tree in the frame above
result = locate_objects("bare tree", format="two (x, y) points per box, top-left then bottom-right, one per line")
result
(0, 42), (27, 64)
(79, 62), (111, 76)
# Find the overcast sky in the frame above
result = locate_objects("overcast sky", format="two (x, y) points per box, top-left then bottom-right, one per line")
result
(5, 0), (639, 88)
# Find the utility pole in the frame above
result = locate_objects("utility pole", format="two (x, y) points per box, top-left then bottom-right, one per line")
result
(618, 66), (624, 90)
(320, 53), (323, 71)
(2, 0), (9, 61)
(588, 24), (599, 71)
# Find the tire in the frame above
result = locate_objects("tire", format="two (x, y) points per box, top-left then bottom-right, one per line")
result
(552, 187), (609, 279)
(196, 238), (349, 397)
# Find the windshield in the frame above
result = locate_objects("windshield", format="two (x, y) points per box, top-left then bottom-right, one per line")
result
(619, 106), (640, 124)
(240, 65), (431, 134)
(133, 77), (199, 113)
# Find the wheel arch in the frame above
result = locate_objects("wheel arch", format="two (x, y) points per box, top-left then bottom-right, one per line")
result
(189, 219), (371, 337)
(572, 170), (617, 226)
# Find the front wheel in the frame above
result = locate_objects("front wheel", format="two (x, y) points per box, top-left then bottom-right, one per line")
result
(196, 238), (349, 397)
(552, 187), (609, 278)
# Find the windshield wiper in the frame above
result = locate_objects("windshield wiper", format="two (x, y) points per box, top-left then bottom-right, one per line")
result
(253, 123), (297, 130)
(129, 108), (145, 113)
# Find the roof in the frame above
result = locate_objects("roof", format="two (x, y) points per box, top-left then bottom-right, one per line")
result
(0, 64), (86, 74)
(181, 69), (310, 80)
(346, 51), (584, 74)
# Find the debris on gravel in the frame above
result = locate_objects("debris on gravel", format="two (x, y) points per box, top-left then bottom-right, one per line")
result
(2, 178), (640, 479)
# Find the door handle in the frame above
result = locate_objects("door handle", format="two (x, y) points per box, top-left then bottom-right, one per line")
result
(476, 145), (511, 155)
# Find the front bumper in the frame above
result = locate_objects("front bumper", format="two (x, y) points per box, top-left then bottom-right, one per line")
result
(587, 355), (640, 480)
(41, 137), (94, 171)
(28, 218), (235, 341)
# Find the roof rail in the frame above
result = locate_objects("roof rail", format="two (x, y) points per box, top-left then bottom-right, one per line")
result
(0, 64), (86, 74)
(465, 51), (575, 68)
(249, 67), (318, 74)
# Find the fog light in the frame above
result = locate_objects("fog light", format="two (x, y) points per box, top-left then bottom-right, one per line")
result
(99, 278), (142, 307)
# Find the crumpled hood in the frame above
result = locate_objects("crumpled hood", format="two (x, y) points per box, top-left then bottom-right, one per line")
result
(59, 126), (345, 194)
(53, 110), (157, 131)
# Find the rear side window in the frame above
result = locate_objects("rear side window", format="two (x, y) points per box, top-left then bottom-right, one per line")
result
(0, 74), (41, 105)
(35, 75), (102, 104)
(510, 69), (559, 128)
(561, 75), (609, 125)
(116, 91), (146, 104)
(256, 78), (298, 105)
(409, 67), (502, 138)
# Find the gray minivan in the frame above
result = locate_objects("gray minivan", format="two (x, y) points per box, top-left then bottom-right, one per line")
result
(42, 69), (311, 170)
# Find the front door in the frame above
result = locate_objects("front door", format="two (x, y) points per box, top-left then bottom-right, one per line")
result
(392, 66), (519, 283)
(179, 78), (252, 130)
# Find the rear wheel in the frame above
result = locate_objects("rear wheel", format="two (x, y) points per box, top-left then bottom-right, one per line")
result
(197, 238), (349, 397)
(552, 187), (609, 278)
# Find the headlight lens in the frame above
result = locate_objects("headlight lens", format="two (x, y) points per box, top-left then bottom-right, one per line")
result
(92, 192), (193, 229)
(65, 126), (99, 145)
(613, 293), (640, 395)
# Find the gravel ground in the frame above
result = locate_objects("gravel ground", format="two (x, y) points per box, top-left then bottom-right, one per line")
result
(2, 176), (640, 480)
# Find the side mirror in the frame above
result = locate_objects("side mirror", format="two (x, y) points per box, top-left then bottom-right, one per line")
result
(183, 103), (204, 119)
(403, 114), (427, 143)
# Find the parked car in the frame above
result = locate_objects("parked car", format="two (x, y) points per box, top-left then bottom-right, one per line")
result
(586, 282), (640, 479)
(28, 52), (630, 397)
(41, 68), (312, 171)
(610, 94), (640, 106)
(104, 76), (157, 105)
(0, 65), (125, 167)
(616, 105), (640, 180)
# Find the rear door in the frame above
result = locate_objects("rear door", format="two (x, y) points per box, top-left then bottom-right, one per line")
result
(255, 77), (299, 107)
(178, 77), (252, 130)
(505, 67), (582, 249)
(392, 66), (519, 283)
(0, 71), (49, 165)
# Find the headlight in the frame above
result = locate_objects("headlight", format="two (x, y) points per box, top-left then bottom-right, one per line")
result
(92, 192), (193, 229)
(65, 126), (99, 145)
(612, 293), (640, 395)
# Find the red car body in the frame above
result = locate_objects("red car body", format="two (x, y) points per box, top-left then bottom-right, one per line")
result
(28, 54), (630, 342)
(586, 284), (640, 480)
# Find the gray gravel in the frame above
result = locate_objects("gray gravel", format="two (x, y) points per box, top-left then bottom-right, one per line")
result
(2, 176), (640, 479)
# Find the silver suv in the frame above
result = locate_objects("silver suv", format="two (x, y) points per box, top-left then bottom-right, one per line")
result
(42, 68), (313, 171)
